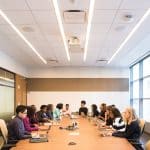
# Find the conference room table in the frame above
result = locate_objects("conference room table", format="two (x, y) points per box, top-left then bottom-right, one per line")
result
(11, 117), (135, 150)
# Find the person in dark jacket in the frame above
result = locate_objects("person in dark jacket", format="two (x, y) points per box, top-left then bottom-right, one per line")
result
(79, 100), (88, 116)
(91, 104), (99, 117)
(36, 105), (49, 122)
(8, 105), (31, 140)
(112, 108), (142, 150)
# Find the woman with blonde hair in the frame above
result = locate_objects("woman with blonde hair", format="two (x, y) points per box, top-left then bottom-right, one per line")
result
(112, 107), (143, 150)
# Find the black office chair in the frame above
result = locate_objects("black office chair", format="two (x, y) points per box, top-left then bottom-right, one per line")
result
(0, 119), (17, 150)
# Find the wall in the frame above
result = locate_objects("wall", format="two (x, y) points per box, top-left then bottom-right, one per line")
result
(28, 67), (129, 78)
(0, 51), (28, 77)
(27, 68), (129, 112)
(15, 74), (27, 106)
(27, 91), (129, 112)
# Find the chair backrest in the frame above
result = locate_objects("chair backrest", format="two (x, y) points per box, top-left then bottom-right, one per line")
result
(139, 119), (145, 136)
(0, 119), (8, 144)
(0, 130), (5, 149)
(145, 140), (150, 150)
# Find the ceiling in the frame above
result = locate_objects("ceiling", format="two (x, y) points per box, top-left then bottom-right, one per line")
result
(0, 0), (150, 69)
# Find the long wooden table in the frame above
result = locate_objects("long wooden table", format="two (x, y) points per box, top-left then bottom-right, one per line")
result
(11, 117), (135, 150)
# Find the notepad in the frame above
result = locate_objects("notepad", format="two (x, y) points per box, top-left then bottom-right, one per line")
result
(69, 132), (80, 136)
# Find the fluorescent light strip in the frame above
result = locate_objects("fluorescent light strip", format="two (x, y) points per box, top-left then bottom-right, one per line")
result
(0, 9), (47, 64)
(107, 8), (150, 64)
(84, 0), (95, 61)
(51, 0), (70, 61)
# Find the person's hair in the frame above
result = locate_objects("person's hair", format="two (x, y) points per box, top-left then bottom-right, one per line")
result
(125, 107), (138, 124)
(106, 105), (113, 112)
(27, 106), (36, 118)
(100, 103), (106, 111)
(66, 104), (69, 107)
(92, 104), (97, 112)
(81, 100), (86, 105)
(16, 105), (27, 114)
(56, 103), (63, 110)
(40, 105), (47, 110)
(110, 107), (122, 120)
(47, 104), (53, 111)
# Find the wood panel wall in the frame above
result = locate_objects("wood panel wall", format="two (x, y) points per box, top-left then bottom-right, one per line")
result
(15, 74), (27, 106)
(27, 78), (129, 91)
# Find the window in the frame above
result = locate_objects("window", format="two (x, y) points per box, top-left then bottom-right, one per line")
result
(130, 55), (150, 121)
(143, 99), (150, 122)
(0, 68), (15, 120)
(133, 64), (139, 80)
(143, 77), (150, 98)
(143, 57), (150, 77)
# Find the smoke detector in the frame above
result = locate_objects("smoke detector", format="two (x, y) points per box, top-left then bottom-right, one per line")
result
(123, 14), (134, 22)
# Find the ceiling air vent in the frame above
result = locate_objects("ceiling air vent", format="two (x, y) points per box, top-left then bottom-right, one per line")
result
(96, 59), (108, 66)
(63, 10), (86, 23)
(47, 59), (59, 66)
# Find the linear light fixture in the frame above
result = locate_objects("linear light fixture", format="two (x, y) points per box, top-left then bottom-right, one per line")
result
(0, 9), (47, 64)
(51, 0), (70, 61)
(83, 0), (95, 61)
(107, 8), (150, 64)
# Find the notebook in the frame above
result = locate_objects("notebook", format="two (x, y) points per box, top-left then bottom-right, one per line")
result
(29, 125), (51, 143)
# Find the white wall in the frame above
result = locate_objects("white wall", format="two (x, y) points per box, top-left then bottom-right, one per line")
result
(28, 67), (129, 78)
(0, 51), (28, 76)
(27, 91), (129, 112)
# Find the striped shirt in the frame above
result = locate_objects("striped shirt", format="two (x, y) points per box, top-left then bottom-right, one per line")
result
(113, 117), (125, 132)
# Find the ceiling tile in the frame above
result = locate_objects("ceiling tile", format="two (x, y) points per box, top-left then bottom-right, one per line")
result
(32, 11), (57, 24)
(0, 0), (29, 10)
(95, 0), (122, 9)
(3, 11), (36, 24)
(0, 25), (17, 35)
(93, 10), (117, 23)
(26, 0), (53, 10)
(59, 0), (90, 10)
(120, 0), (150, 9)
(90, 23), (111, 34)
(39, 24), (60, 36)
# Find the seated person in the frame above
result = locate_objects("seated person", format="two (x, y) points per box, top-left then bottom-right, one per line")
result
(36, 105), (49, 122)
(23, 106), (39, 132)
(29, 105), (39, 124)
(79, 100), (88, 116)
(91, 104), (99, 117)
(98, 103), (106, 121)
(104, 105), (113, 126)
(110, 107), (125, 132)
(46, 104), (54, 120)
(112, 108), (141, 150)
(7, 105), (31, 140)
(53, 103), (63, 120)
(63, 104), (71, 116)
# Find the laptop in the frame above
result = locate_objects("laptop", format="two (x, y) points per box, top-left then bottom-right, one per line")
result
(29, 125), (51, 143)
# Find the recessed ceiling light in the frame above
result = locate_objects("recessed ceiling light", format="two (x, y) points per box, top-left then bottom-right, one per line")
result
(83, 0), (95, 61)
(0, 9), (47, 64)
(22, 26), (34, 32)
(108, 8), (150, 64)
